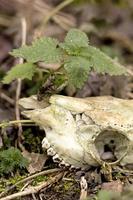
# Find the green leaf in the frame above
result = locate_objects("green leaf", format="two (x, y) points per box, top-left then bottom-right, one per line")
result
(87, 46), (127, 75)
(64, 56), (91, 88)
(97, 190), (112, 200)
(0, 147), (28, 175)
(64, 28), (89, 48)
(60, 29), (89, 56)
(11, 37), (62, 63)
(2, 63), (36, 84)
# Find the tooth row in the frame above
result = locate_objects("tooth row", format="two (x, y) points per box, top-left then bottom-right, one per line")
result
(42, 137), (74, 168)
(75, 113), (92, 126)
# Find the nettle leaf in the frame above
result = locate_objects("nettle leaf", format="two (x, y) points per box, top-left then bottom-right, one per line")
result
(87, 46), (127, 75)
(60, 28), (89, 55)
(64, 56), (91, 88)
(11, 37), (62, 63)
(3, 63), (36, 84)
(64, 28), (89, 48)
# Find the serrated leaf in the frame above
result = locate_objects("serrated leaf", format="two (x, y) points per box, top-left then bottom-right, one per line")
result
(3, 63), (36, 84)
(87, 46), (127, 75)
(64, 28), (89, 48)
(64, 56), (91, 88)
(60, 29), (89, 56)
(60, 43), (84, 56)
(11, 37), (62, 63)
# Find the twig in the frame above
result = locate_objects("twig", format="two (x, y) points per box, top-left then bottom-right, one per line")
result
(128, 70), (133, 76)
(0, 92), (14, 105)
(17, 0), (75, 30)
(34, 0), (75, 30)
(80, 176), (88, 200)
(0, 120), (33, 128)
(15, 17), (27, 145)
(43, 0), (74, 25)
(0, 168), (62, 198)
(0, 172), (64, 200)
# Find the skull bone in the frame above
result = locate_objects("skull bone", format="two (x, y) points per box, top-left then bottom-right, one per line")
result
(19, 95), (133, 168)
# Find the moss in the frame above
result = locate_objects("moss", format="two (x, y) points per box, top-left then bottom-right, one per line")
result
(0, 174), (26, 192)
(23, 128), (44, 153)
(32, 175), (48, 186)
(63, 181), (74, 192)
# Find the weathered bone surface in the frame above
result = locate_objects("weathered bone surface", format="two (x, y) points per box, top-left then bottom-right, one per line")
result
(19, 95), (133, 169)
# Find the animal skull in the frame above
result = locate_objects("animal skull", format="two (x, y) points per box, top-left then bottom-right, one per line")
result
(19, 95), (133, 169)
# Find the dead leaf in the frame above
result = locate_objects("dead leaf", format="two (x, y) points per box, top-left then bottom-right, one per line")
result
(101, 180), (123, 193)
(22, 150), (48, 174)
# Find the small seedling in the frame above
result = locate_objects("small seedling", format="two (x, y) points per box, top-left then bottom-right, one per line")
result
(0, 147), (28, 176)
(2, 28), (127, 92)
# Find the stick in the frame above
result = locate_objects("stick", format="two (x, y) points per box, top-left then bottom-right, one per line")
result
(0, 172), (64, 200)
(15, 17), (27, 145)
(0, 168), (62, 198)
(80, 176), (88, 200)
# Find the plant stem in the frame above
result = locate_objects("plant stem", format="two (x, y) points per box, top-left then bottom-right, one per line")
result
(43, 0), (74, 25)
(0, 120), (34, 128)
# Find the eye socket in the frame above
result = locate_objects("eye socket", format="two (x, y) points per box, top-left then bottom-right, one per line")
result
(94, 129), (129, 163)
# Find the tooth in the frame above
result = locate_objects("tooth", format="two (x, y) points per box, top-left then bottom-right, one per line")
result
(53, 154), (62, 163)
(77, 120), (84, 126)
(59, 160), (65, 167)
(59, 160), (70, 167)
(76, 167), (81, 170)
(70, 165), (76, 170)
(47, 147), (56, 156)
(76, 114), (81, 122)
(71, 111), (76, 115)
(82, 113), (88, 123)
(82, 113), (92, 124)
(42, 138), (50, 149)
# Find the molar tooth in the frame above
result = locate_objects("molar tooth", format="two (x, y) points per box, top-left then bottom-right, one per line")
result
(47, 147), (56, 156)
(59, 160), (70, 167)
(76, 114), (81, 122)
(70, 165), (81, 171)
(53, 154), (62, 163)
(82, 113), (89, 123)
(70, 165), (76, 170)
(77, 120), (84, 126)
(71, 111), (77, 115)
(59, 160), (65, 167)
(42, 138), (50, 149)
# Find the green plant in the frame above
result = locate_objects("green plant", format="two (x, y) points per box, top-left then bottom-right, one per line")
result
(0, 147), (28, 175)
(2, 28), (127, 90)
